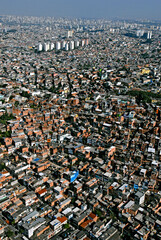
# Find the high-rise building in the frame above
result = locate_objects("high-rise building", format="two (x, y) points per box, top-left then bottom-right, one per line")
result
(65, 42), (69, 51)
(56, 42), (61, 50)
(67, 30), (73, 38)
(43, 42), (50, 51)
(50, 43), (55, 50)
(110, 28), (115, 33)
(147, 31), (152, 39)
(74, 40), (79, 48)
(62, 41), (66, 49)
(85, 39), (89, 45)
(70, 41), (74, 50)
(136, 30), (144, 37)
(81, 39), (85, 47)
(37, 43), (43, 52)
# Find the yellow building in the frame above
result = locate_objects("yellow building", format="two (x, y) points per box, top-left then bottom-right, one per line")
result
(141, 69), (150, 75)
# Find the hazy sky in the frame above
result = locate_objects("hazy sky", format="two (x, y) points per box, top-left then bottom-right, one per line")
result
(0, 0), (161, 20)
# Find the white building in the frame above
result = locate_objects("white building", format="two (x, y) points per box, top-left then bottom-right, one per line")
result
(23, 218), (46, 238)
(56, 41), (61, 50)
(147, 31), (152, 39)
(62, 41), (66, 49)
(67, 30), (73, 38)
(70, 41), (74, 50)
(37, 43), (43, 52)
(50, 42), (55, 50)
(43, 42), (50, 51)
(74, 40), (79, 48)
(50, 219), (62, 235)
(81, 39), (85, 47)
(136, 30), (144, 37)
(65, 42), (69, 51)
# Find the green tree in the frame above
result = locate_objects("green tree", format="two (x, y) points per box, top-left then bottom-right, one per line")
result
(20, 91), (30, 99)
(0, 113), (15, 125)
(6, 230), (13, 237)
(0, 130), (11, 138)
(94, 209), (102, 218)
(0, 163), (5, 170)
(14, 101), (19, 107)
(64, 223), (70, 229)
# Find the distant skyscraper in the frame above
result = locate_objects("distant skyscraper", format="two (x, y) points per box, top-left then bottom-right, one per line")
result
(147, 31), (152, 39)
(85, 39), (89, 45)
(74, 40), (79, 48)
(70, 41), (74, 50)
(50, 43), (55, 50)
(110, 28), (115, 33)
(44, 42), (50, 51)
(136, 30), (144, 37)
(67, 30), (73, 38)
(81, 39), (85, 47)
(62, 41), (66, 49)
(65, 42), (69, 51)
(37, 43), (43, 52)
(56, 42), (61, 50)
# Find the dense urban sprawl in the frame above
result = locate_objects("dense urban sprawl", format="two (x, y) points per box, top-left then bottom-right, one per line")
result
(0, 15), (161, 240)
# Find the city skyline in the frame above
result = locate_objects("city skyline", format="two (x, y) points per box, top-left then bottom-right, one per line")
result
(0, 0), (161, 20)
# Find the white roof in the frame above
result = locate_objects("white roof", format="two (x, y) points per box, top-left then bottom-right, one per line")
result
(62, 207), (72, 215)
(148, 147), (155, 153)
(152, 160), (158, 166)
(140, 169), (146, 173)
(73, 207), (80, 213)
(124, 200), (135, 209)
(104, 172), (112, 177)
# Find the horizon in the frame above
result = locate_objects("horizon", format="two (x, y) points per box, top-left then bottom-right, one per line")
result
(0, 0), (161, 20)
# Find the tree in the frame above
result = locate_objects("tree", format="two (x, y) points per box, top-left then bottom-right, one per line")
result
(9, 95), (14, 100)
(0, 163), (5, 170)
(64, 223), (70, 229)
(0, 130), (11, 138)
(6, 230), (13, 237)
(94, 209), (102, 218)
(71, 197), (76, 204)
(14, 101), (19, 107)
(109, 210), (117, 221)
(20, 91), (30, 99)
(0, 113), (16, 125)
(11, 220), (15, 225)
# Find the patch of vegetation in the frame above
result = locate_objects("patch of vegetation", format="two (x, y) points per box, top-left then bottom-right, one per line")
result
(20, 91), (30, 99)
(0, 84), (7, 88)
(0, 130), (11, 138)
(9, 95), (14, 100)
(141, 53), (149, 58)
(64, 223), (70, 229)
(14, 101), (19, 107)
(128, 90), (161, 104)
(6, 230), (14, 237)
(30, 104), (38, 109)
(0, 163), (5, 171)
(94, 208), (103, 218)
(49, 87), (57, 93)
(109, 209), (117, 221)
(0, 112), (16, 125)
(44, 94), (51, 99)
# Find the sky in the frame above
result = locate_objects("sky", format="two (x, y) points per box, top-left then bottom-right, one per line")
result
(0, 0), (161, 20)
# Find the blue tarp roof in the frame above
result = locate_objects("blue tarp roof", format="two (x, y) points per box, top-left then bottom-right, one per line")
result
(33, 158), (40, 162)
